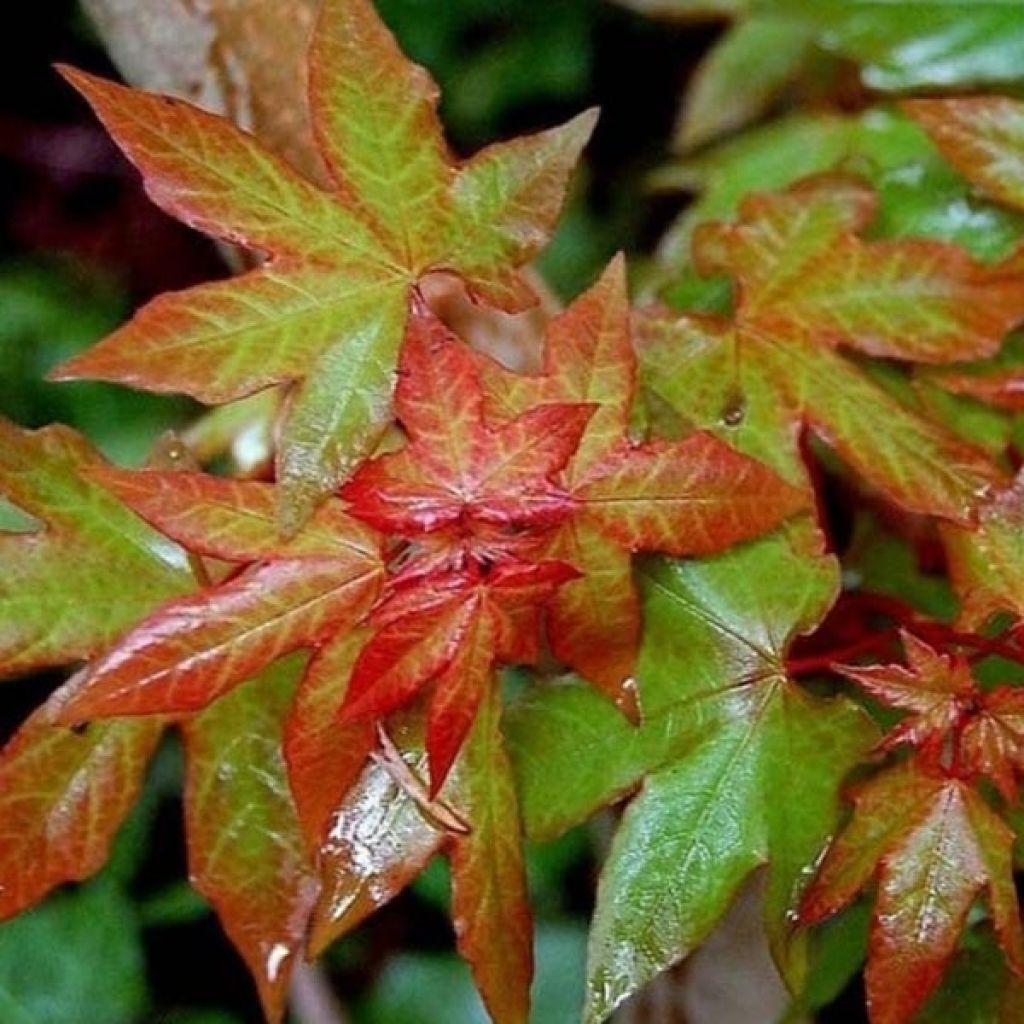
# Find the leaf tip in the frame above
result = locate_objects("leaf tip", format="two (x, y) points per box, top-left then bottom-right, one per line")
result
(567, 106), (601, 150)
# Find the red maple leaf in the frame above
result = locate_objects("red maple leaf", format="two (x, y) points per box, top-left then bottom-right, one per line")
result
(840, 632), (1024, 802)
(338, 560), (577, 792)
(474, 255), (809, 707)
(341, 304), (594, 545)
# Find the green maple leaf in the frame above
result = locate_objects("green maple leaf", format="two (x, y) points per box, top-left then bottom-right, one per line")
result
(52, 0), (596, 531)
(637, 174), (1024, 524)
(507, 524), (877, 1021)
(766, 1), (1024, 93)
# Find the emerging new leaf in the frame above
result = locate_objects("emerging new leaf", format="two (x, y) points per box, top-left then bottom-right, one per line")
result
(840, 633), (1024, 804)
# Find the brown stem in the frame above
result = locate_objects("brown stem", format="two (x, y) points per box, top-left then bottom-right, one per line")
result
(786, 628), (900, 677)
(290, 962), (349, 1024)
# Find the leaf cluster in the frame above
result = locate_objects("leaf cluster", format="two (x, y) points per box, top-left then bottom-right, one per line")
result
(7, 2), (1024, 1023)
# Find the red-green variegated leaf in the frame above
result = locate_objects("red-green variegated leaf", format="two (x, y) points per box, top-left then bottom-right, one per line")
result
(0, 420), (191, 676)
(904, 97), (1024, 214)
(447, 110), (600, 309)
(637, 306), (1005, 527)
(574, 433), (805, 556)
(307, 0), (449, 266)
(53, 0), (595, 527)
(284, 628), (375, 848)
(450, 684), (533, 1024)
(309, 715), (447, 956)
(0, 672), (162, 918)
(91, 466), (381, 561)
(55, 65), (380, 260)
(183, 656), (319, 1024)
(801, 761), (1024, 1024)
(837, 633), (975, 759)
(60, 554), (383, 720)
(637, 171), (1024, 525)
(942, 472), (1024, 628)
(693, 174), (1024, 364)
(476, 257), (807, 700)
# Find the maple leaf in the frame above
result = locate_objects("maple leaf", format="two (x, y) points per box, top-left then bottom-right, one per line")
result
(183, 656), (318, 1023)
(51, 0), (597, 530)
(339, 560), (577, 794)
(902, 98), (1024, 624)
(800, 759), (1024, 1024)
(0, 672), (162, 921)
(941, 470), (1024, 630)
(340, 305), (594, 542)
(0, 421), (190, 922)
(637, 174), (1024, 524)
(475, 254), (809, 705)
(0, 419), (192, 675)
(58, 315), (583, 793)
(905, 97), (1024, 217)
(507, 526), (877, 1020)
(838, 631), (977, 762)
(56, 472), (384, 722)
(840, 633), (1024, 804)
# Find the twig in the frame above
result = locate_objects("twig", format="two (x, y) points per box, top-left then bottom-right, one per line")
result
(290, 961), (349, 1024)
